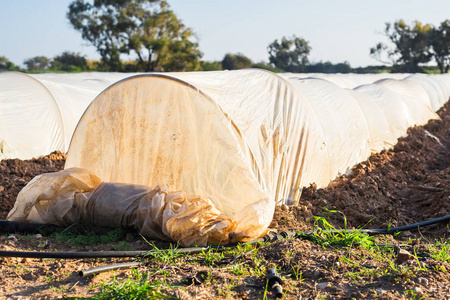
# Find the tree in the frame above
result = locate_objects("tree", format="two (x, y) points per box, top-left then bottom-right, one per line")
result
(307, 61), (352, 73)
(370, 20), (433, 73)
(24, 56), (51, 72)
(0, 56), (20, 72)
(268, 35), (311, 72)
(67, 0), (202, 72)
(430, 20), (450, 73)
(200, 61), (222, 71)
(221, 53), (252, 70)
(52, 51), (88, 72)
(251, 61), (281, 73)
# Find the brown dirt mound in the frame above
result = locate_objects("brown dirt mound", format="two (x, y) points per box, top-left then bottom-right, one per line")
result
(272, 100), (450, 237)
(0, 151), (66, 219)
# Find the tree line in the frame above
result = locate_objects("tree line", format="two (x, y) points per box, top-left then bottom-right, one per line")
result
(1, 0), (449, 74)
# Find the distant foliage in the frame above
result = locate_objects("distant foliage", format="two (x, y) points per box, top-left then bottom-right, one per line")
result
(268, 35), (311, 72)
(24, 56), (51, 72)
(0, 56), (21, 72)
(370, 19), (450, 73)
(67, 0), (202, 72)
(221, 53), (253, 70)
(200, 61), (222, 71)
(430, 20), (450, 74)
(307, 61), (352, 73)
(52, 51), (88, 72)
(251, 61), (282, 73)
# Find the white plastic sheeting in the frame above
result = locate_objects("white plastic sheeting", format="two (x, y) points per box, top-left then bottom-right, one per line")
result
(278, 73), (409, 89)
(0, 72), (65, 159)
(30, 73), (136, 150)
(6, 69), (450, 246)
(0, 72), (134, 159)
(286, 78), (372, 177)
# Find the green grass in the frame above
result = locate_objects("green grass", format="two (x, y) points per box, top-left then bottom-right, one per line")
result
(307, 212), (375, 249)
(82, 269), (175, 299)
(427, 239), (450, 263)
(142, 240), (181, 265)
(50, 228), (126, 247)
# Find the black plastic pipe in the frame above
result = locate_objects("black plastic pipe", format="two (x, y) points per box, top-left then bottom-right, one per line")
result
(0, 220), (62, 234)
(0, 250), (150, 259)
(0, 214), (448, 259)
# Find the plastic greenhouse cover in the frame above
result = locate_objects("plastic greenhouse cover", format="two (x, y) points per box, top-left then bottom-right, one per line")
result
(0, 72), (65, 159)
(0, 72), (136, 160)
(30, 72), (138, 150)
(6, 70), (450, 246)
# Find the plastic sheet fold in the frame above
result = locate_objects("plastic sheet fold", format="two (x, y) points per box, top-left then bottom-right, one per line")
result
(7, 168), (236, 247)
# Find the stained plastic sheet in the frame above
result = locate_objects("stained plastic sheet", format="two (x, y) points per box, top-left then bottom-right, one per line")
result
(63, 71), (335, 242)
(30, 72), (137, 150)
(7, 168), (234, 247)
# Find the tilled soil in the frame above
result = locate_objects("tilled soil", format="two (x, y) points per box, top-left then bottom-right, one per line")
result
(0, 152), (66, 220)
(0, 101), (449, 299)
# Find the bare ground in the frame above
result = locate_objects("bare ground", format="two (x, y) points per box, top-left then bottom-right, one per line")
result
(1, 102), (450, 299)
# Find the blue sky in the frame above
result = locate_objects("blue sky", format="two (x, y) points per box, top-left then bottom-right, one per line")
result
(1, 0), (450, 68)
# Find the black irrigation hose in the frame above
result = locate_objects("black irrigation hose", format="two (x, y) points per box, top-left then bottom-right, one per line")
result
(0, 214), (449, 260)
(0, 250), (150, 259)
(360, 214), (450, 234)
(0, 220), (62, 234)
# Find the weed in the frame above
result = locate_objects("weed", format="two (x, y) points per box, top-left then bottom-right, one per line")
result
(309, 213), (374, 249)
(45, 274), (56, 284)
(428, 239), (450, 263)
(83, 269), (174, 299)
(200, 248), (224, 266)
(291, 263), (304, 281)
(142, 239), (180, 265)
(9, 263), (30, 274)
(218, 281), (236, 298)
(50, 228), (124, 247)
(405, 289), (427, 300)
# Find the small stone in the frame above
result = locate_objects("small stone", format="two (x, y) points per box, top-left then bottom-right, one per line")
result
(0, 186), (4, 192)
(7, 235), (17, 241)
(34, 234), (43, 239)
(313, 269), (322, 277)
(413, 286), (424, 297)
(281, 204), (289, 211)
(395, 249), (415, 265)
(418, 277), (429, 286)
(21, 258), (30, 264)
(22, 273), (33, 281)
(316, 282), (329, 290)
(375, 288), (385, 294)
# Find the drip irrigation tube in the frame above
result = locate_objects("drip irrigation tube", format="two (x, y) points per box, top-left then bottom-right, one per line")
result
(0, 214), (448, 260)
(0, 220), (61, 234)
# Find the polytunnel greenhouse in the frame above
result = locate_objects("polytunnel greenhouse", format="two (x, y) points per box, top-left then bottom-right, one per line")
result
(4, 69), (450, 246)
(0, 72), (134, 159)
